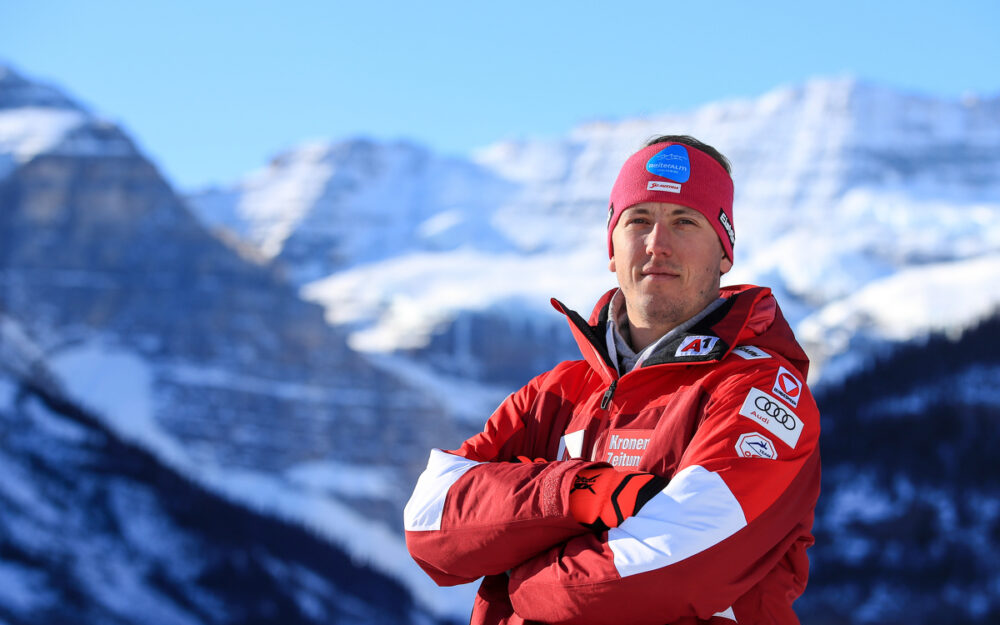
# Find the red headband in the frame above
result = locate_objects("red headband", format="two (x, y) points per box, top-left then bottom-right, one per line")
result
(607, 142), (735, 261)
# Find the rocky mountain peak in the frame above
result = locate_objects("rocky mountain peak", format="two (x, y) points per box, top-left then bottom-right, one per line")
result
(0, 64), (85, 112)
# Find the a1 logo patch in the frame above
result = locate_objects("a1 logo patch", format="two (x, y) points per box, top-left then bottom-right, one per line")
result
(675, 335), (719, 358)
(771, 366), (802, 408)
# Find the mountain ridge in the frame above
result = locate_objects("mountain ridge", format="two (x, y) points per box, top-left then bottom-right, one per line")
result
(0, 63), (473, 618)
(3, 63), (999, 623)
(186, 76), (1000, 386)
(0, 311), (442, 624)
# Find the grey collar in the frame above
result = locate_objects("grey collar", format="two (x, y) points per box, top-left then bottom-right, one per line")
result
(605, 290), (727, 374)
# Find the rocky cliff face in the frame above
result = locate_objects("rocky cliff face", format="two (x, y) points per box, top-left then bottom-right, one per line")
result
(0, 66), (465, 537)
(0, 313), (442, 625)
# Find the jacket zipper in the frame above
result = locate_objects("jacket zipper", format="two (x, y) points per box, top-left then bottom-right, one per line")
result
(600, 379), (618, 410)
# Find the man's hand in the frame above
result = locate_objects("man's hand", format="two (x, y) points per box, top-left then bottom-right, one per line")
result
(569, 467), (668, 532)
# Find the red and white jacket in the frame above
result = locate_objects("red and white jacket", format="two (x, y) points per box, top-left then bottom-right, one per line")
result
(404, 285), (821, 625)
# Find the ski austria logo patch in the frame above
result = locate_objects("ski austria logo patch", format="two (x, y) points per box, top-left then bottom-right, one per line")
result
(645, 144), (691, 183)
(738, 388), (803, 449)
(736, 432), (777, 460)
(675, 335), (720, 357)
(771, 366), (803, 408)
(604, 429), (654, 468)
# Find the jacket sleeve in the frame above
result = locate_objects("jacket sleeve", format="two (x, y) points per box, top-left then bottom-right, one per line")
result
(506, 360), (822, 624)
(404, 366), (603, 586)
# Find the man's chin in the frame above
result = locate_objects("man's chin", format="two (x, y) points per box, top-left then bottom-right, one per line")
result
(636, 281), (683, 299)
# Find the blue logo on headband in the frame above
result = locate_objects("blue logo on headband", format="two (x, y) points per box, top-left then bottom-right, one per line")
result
(646, 145), (690, 183)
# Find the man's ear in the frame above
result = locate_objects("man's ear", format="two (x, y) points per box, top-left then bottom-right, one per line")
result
(720, 255), (733, 275)
(609, 257), (616, 273)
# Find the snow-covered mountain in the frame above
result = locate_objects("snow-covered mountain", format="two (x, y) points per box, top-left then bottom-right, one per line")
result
(192, 139), (519, 283)
(0, 65), (476, 621)
(4, 62), (999, 624)
(189, 77), (1000, 387)
(0, 313), (440, 625)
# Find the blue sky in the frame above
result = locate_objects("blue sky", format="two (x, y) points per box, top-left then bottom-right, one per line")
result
(1, 0), (997, 190)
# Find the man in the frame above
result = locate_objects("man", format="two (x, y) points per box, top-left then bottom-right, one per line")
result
(404, 135), (821, 625)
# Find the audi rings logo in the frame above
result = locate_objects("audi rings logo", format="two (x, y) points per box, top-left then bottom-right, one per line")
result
(754, 395), (798, 431)
(739, 388), (804, 449)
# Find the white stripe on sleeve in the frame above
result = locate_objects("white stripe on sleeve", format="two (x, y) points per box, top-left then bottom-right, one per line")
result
(403, 449), (481, 531)
(714, 606), (737, 621)
(608, 465), (747, 577)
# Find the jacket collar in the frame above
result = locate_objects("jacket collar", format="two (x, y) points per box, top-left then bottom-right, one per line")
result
(605, 290), (729, 373)
(551, 284), (811, 382)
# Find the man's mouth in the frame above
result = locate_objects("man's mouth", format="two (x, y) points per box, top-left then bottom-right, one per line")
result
(641, 267), (680, 279)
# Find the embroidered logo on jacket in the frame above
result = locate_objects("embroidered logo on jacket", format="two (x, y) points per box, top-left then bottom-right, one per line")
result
(571, 474), (599, 494)
(675, 335), (720, 357)
(771, 366), (803, 408)
(738, 388), (803, 449)
(604, 429), (653, 468)
(736, 432), (778, 460)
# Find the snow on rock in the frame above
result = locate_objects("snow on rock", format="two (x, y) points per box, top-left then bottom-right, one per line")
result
(0, 66), (139, 181)
(361, 352), (512, 425)
(189, 138), (518, 282)
(47, 340), (189, 467)
(301, 246), (614, 352)
(42, 338), (473, 620)
(798, 254), (1000, 379)
(289, 76), (1000, 387)
(0, 314), (49, 380)
(0, 107), (87, 179)
(220, 140), (335, 259)
(800, 254), (1000, 342)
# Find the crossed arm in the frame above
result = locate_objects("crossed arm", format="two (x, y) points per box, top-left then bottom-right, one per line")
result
(404, 363), (821, 624)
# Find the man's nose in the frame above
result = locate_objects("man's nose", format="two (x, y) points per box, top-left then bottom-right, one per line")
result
(645, 223), (673, 256)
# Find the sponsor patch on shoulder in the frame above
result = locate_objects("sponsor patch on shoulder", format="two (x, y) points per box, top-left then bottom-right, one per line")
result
(731, 345), (771, 360)
(675, 335), (720, 357)
(772, 365), (803, 408)
(738, 388), (803, 449)
(736, 432), (778, 460)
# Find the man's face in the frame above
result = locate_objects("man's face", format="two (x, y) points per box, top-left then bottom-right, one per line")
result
(609, 202), (732, 333)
